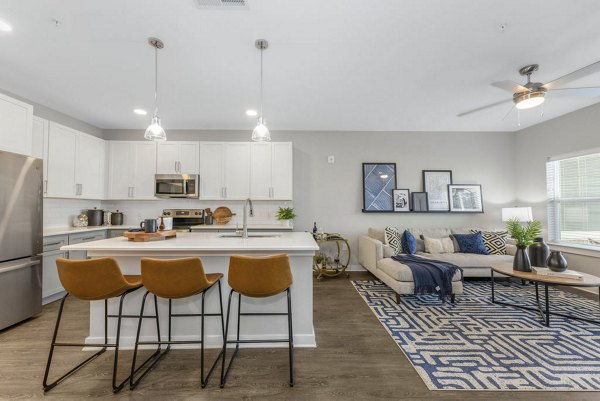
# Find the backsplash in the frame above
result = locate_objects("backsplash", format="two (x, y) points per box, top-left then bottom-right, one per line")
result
(44, 198), (293, 228)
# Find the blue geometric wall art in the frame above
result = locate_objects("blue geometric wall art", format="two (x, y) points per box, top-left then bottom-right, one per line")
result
(362, 163), (397, 212)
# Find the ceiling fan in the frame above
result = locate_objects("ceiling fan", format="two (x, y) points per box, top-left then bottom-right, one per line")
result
(458, 61), (600, 117)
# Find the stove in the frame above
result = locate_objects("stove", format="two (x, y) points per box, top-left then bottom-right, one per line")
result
(162, 209), (204, 231)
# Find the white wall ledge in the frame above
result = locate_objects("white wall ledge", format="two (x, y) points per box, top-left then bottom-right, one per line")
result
(548, 242), (600, 259)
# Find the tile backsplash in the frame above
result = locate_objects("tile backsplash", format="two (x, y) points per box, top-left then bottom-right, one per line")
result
(44, 198), (293, 228)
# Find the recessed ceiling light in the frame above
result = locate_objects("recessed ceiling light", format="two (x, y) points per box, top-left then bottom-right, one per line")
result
(246, 109), (258, 117)
(0, 19), (13, 32)
(133, 109), (147, 115)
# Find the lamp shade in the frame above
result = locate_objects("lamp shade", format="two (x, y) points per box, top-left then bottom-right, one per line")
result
(502, 207), (533, 222)
(144, 116), (166, 141)
(251, 118), (271, 142)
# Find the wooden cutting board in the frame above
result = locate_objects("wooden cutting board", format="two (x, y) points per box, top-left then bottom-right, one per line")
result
(123, 230), (177, 242)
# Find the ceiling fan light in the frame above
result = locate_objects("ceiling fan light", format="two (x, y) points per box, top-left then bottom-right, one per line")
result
(251, 118), (271, 142)
(514, 91), (546, 110)
(144, 115), (166, 141)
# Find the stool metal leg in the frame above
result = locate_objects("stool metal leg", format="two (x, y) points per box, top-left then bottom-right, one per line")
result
(287, 288), (294, 387)
(220, 289), (236, 388)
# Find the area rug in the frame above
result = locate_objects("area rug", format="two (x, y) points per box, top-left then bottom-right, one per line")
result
(352, 280), (600, 391)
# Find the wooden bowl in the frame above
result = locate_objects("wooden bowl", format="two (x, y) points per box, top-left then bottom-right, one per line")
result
(213, 207), (235, 225)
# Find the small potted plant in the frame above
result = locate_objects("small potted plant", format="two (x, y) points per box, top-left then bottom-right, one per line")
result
(276, 206), (296, 227)
(314, 253), (326, 269)
(506, 219), (542, 272)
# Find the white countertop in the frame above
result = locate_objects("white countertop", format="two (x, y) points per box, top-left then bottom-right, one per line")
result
(44, 225), (133, 237)
(190, 222), (293, 230)
(61, 231), (318, 252)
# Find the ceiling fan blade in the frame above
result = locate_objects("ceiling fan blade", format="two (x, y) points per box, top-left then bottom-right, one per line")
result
(543, 60), (600, 90)
(548, 87), (600, 97)
(491, 80), (528, 93)
(457, 98), (512, 117)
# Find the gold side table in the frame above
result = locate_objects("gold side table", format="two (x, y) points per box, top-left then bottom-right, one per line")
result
(313, 233), (351, 280)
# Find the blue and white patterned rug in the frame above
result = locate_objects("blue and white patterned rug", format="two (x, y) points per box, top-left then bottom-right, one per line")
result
(352, 280), (600, 391)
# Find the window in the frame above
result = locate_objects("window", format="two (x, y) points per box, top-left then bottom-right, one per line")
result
(547, 151), (600, 247)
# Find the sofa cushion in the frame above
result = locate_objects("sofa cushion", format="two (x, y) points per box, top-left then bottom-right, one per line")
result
(422, 236), (454, 253)
(416, 252), (513, 268)
(384, 227), (403, 254)
(368, 227), (385, 243)
(377, 257), (462, 282)
(401, 230), (417, 254)
(471, 230), (508, 255)
(453, 232), (488, 255)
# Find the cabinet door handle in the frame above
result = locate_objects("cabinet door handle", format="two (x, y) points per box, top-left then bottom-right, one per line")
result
(81, 236), (96, 241)
(44, 241), (62, 247)
(79, 184), (83, 195)
(270, 187), (274, 198)
(175, 161), (178, 172)
(224, 187), (227, 198)
(43, 180), (48, 194)
(131, 187), (134, 198)
(178, 161), (181, 172)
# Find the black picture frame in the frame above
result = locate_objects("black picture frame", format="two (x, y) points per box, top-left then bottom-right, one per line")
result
(411, 192), (429, 212)
(448, 184), (484, 213)
(393, 189), (410, 212)
(422, 170), (453, 211)
(362, 163), (397, 212)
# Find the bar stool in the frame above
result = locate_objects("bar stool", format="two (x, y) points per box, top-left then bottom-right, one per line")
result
(220, 254), (294, 388)
(43, 257), (159, 393)
(130, 257), (224, 389)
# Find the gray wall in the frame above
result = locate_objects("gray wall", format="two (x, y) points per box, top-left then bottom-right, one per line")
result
(105, 129), (518, 267)
(0, 88), (103, 138)
(516, 102), (600, 287)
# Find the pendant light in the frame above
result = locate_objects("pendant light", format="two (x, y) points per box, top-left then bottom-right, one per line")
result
(144, 37), (167, 141)
(252, 39), (271, 142)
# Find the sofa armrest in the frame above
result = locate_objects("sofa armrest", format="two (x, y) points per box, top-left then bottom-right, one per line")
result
(358, 235), (383, 273)
(506, 244), (516, 256)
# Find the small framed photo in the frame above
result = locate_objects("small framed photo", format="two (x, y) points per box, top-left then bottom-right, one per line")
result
(423, 170), (452, 211)
(393, 189), (410, 212)
(411, 192), (428, 212)
(448, 184), (483, 213)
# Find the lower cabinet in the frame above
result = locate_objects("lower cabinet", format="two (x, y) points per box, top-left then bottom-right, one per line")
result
(68, 231), (107, 260)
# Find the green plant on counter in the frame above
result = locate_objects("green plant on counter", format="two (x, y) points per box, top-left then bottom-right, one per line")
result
(276, 207), (296, 220)
(506, 219), (542, 247)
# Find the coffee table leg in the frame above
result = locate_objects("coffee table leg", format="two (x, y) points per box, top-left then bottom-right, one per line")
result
(491, 269), (495, 303)
(535, 282), (539, 302)
(544, 284), (550, 327)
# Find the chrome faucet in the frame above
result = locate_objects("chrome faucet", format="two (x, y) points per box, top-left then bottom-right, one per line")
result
(242, 198), (254, 239)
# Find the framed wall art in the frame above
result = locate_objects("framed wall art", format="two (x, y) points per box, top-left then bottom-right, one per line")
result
(448, 184), (483, 212)
(362, 163), (397, 212)
(393, 189), (410, 212)
(411, 192), (428, 212)
(422, 170), (452, 211)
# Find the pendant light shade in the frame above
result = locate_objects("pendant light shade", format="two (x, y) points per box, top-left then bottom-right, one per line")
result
(252, 39), (271, 142)
(145, 37), (166, 141)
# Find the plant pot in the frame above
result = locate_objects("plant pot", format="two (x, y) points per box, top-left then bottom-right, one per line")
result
(546, 251), (568, 272)
(528, 237), (550, 267)
(513, 245), (532, 272)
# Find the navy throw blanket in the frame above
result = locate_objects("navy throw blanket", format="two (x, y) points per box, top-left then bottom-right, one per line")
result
(391, 255), (463, 301)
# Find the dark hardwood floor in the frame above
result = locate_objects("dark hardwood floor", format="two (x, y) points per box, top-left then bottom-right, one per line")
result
(1, 272), (597, 400)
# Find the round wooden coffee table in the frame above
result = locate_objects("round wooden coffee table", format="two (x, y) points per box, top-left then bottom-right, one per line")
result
(491, 263), (600, 326)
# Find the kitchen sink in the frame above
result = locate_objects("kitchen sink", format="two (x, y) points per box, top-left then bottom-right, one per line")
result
(219, 233), (281, 238)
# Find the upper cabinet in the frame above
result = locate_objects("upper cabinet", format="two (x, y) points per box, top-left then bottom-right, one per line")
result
(107, 141), (157, 200)
(0, 92), (33, 156)
(45, 122), (105, 199)
(199, 142), (251, 200)
(156, 141), (199, 174)
(250, 142), (293, 200)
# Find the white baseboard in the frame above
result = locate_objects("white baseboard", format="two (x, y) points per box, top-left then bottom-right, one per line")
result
(346, 264), (366, 272)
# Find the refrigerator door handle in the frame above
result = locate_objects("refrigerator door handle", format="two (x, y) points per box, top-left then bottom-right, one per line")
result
(0, 259), (41, 274)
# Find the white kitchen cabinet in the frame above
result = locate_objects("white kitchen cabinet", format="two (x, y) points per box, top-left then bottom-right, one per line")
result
(45, 122), (105, 199)
(156, 141), (199, 174)
(199, 142), (225, 199)
(250, 142), (293, 200)
(224, 142), (250, 199)
(31, 116), (47, 159)
(0, 92), (33, 156)
(42, 235), (68, 304)
(46, 122), (77, 198)
(107, 141), (157, 199)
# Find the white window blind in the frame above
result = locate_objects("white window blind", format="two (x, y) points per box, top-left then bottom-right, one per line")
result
(547, 152), (600, 247)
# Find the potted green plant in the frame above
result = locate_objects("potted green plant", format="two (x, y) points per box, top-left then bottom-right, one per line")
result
(276, 207), (296, 227)
(506, 219), (542, 272)
(314, 253), (326, 269)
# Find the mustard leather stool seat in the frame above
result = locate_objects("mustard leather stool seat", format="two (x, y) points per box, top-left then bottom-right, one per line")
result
(130, 257), (224, 390)
(43, 257), (149, 393)
(220, 254), (295, 388)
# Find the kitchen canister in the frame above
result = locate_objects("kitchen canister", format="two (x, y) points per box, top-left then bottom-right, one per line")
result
(110, 210), (124, 226)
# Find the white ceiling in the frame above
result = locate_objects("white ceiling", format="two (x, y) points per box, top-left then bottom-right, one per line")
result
(1, 0), (600, 132)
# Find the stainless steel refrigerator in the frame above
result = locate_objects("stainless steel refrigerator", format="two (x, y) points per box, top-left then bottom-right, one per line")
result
(0, 150), (43, 330)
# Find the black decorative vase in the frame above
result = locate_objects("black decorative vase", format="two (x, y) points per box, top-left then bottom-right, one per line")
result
(513, 245), (532, 272)
(546, 251), (568, 272)
(528, 237), (550, 267)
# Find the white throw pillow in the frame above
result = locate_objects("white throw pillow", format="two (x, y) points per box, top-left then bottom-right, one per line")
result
(423, 236), (454, 254)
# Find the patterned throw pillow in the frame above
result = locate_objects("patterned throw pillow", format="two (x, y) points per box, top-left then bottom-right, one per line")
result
(402, 230), (417, 255)
(384, 227), (403, 255)
(452, 232), (489, 255)
(470, 230), (508, 255)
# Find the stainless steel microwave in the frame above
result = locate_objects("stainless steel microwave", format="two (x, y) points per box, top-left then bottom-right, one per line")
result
(154, 174), (199, 198)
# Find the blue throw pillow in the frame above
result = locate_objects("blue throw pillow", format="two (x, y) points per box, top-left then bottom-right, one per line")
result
(401, 230), (417, 255)
(453, 232), (488, 255)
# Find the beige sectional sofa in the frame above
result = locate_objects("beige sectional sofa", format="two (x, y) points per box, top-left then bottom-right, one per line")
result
(358, 227), (516, 303)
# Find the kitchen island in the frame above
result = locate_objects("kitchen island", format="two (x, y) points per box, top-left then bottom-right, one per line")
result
(62, 232), (319, 349)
